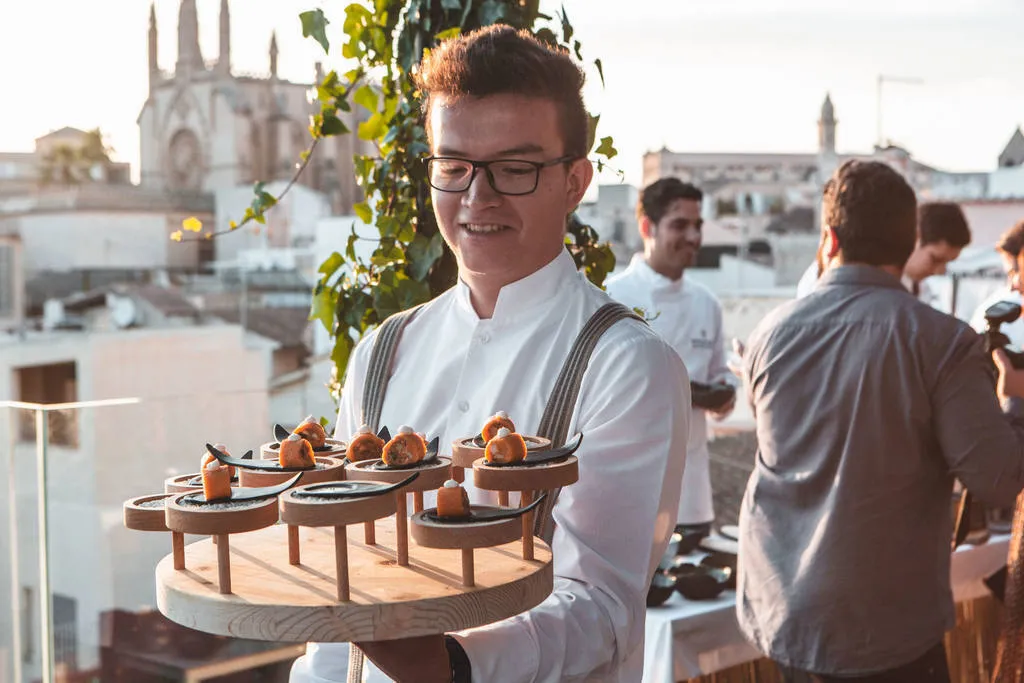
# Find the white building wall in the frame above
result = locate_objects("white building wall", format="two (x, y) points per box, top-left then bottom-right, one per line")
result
(0, 324), (269, 679)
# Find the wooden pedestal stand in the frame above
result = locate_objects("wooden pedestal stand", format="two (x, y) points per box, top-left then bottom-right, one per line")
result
(156, 522), (552, 642)
(345, 458), (450, 566)
(238, 457), (345, 562)
(451, 436), (551, 506)
(164, 494), (280, 594)
(410, 508), (524, 587)
(473, 456), (578, 561)
(279, 485), (397, 601)
(260, 438), (347, 459)
(123, 493), (185, 570)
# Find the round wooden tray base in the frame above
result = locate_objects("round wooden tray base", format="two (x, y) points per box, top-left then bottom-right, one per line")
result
(156, 522), (552, 642)
(473, 455), (579, 492)
(239, 457), (345, 488)
(124, 493), (174, 532)
(344, 457), (451, 491)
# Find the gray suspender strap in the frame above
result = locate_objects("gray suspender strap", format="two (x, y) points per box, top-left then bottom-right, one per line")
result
(348, 304), (424, 683)
(533, 302), (644, 542)
(360, 305), (425, 432)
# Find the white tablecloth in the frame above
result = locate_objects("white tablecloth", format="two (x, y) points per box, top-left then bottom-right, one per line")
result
(642, 534), (1011, 683)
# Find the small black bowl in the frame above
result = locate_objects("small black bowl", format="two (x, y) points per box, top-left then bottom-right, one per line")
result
(675, 527), (709, 555)
(700, 552), (738, 590)
(647, 572), (677, 607)
(669, 562), (732, 601)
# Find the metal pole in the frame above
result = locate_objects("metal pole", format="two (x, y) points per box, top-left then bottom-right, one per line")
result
(7, 408), (23, 683)
(35, 409), (54, 683)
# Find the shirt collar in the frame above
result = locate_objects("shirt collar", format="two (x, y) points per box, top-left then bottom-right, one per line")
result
(818, 264), (910, 292)
(454, 248), (580, 323)
(626, 253), (685, 293)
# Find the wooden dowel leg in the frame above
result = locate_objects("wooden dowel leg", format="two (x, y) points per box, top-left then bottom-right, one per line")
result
(172, 531), (185, 570)
(364, 520), (376, 545)
(288, 524), (300, 565)
(498, 490), (509, 507)
(396, 492), (409, 566)
(335, 525), (349, 602)
(521, 490), (534, 561)
(461, 548), (475, 588)
(216, 534), (231, 594)
(414, 491), (424, 513)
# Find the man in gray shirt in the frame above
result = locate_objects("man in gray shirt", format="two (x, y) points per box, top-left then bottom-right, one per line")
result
(739, 159), (1024, 682)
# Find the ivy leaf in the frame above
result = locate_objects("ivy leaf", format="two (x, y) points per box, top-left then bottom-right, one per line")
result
(479, 0), (505, 25)
(357, 113), (386, 141)
(407, 232), (444, 281)
(594, 59), (605, 88)
(299, 10), (331, 54)
(310, 285), (338, 332)
(353, 85), (378, 112)
(321, 114), (349, 136)
(346, 229), (359, 261)
(434, 27), (461, 41)
(353, 202), (373, 224)
(559, 6), (574, 43)
(594, 136), (617, 160)
(319, 251), (345, 277)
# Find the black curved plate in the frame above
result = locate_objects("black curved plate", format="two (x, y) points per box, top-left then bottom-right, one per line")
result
(485, 433), (583, 468)
(371, 436), (441, 470)
(205, 443), (315, 472)
(274, 423), (291, 442)
(185, 472), (304, 504)
(292, 472), (420, 500)
(469, 434), (549, 450)
(423, 493), (547, 524)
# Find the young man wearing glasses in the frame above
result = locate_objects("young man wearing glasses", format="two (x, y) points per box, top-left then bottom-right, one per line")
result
(290, 25), (689, 683)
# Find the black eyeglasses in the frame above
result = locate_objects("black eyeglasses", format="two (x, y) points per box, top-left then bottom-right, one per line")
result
(424, 155), (578, 196)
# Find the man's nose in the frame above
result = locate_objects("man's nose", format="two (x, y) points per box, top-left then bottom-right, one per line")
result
(461, 168), (501, 208)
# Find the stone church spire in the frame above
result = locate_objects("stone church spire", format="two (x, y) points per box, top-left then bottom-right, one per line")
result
(818, 93), (837, 155)
(217, 0), (231, 75)
(269, 31), (279, 79)
(176, 0), (205, 76)
(148, 3), (159, 89)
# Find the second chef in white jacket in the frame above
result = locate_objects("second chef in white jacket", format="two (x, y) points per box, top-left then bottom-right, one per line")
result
(607, 178), (736, 537)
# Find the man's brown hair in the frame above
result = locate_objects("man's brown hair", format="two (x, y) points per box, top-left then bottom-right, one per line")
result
(918, 202), (971, 249)
(997, 219), (1024, 257)
(415, 25), (589, 158)
(822, 160), (917, 268)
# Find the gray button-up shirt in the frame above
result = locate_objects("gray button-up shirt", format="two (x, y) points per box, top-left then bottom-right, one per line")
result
(739, 264), (1024, 675)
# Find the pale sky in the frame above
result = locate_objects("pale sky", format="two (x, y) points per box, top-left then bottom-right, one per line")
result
(2, 0), (1023, 186)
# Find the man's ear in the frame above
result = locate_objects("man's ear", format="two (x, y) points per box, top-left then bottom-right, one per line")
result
(639, 215), (654, 240)
(824, 226), (841, 259)
(566, 158), (594, 209)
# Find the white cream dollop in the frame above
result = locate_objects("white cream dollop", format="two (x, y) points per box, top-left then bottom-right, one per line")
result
(495, 411), (509, 419)
(213, 443), (229, 453)
(301, 414), (315, 425)
(286, 433), (302, 442)
(496, 427), (511, 438)
(443, 479), (459, 488)
(356, 424), (371, 435)
(398, 425), (414, 435)
(205, 459), (221, 471)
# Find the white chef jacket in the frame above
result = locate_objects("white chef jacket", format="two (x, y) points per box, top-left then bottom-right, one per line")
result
(290, 249), (689, 683)
(605, 254), (732, 525)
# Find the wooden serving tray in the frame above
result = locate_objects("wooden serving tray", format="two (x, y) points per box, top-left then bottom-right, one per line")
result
(156, 522), (552, 642)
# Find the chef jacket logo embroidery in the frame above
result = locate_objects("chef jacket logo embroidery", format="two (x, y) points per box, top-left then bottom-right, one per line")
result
(691, 329), (714, 350)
